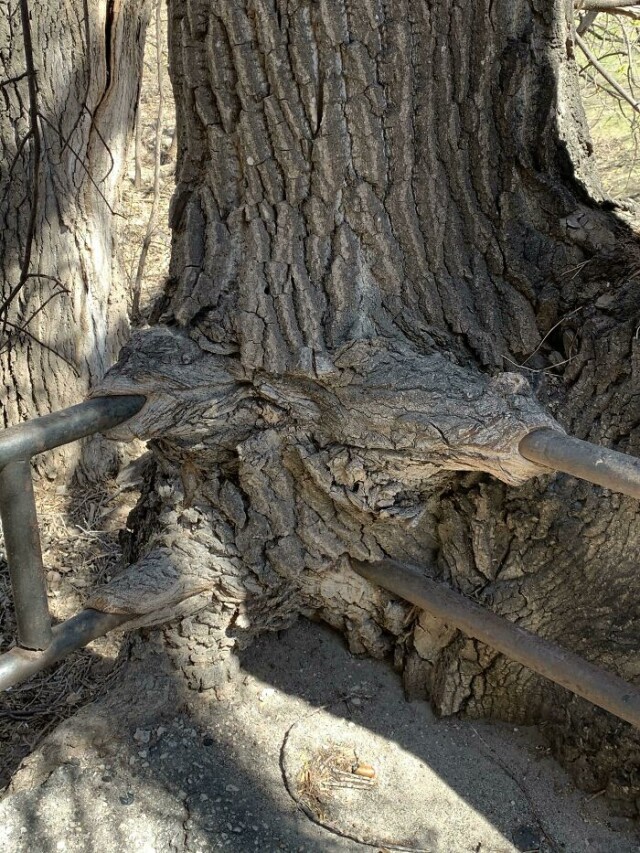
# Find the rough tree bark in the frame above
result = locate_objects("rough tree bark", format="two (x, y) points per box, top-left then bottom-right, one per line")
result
(0, 0), (150, 477)
(91, 0), (640, 811)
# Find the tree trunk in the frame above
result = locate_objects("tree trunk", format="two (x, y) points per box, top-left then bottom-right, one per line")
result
(92, 0), (640, 811)
(0, 0), (150, 478)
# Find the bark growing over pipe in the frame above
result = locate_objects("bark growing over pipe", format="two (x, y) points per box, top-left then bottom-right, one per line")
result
(519, 428), (640, 501)
(352, 558), (640, 730)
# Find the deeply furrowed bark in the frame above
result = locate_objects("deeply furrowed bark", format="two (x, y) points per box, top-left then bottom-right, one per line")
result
(91, 0), (640, 810)
(0, 0), (150, 478)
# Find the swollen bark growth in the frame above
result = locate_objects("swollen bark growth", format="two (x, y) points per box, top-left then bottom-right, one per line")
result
(0, 0), (150, 477)
(92, 0), (640, 809)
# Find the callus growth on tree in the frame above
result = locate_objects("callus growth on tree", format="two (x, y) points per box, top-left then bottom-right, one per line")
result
(95, 326), (560, 486)
(88, 322), (560, 617)
(89, 0), (640, 809)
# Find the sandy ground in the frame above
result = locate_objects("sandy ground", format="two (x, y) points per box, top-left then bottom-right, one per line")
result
(0, 620), (638, 853)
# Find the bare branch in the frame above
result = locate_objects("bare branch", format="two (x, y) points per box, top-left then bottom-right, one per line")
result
(0, 71), (28, 89)
(575, 30), (640, 114)
(576, 1), (640, 10)
(0, 320), (79, 374)
(37, 113), (119, 215)
(0, 130), (32, 212)
(577, 9), (600, 34)
(134, 101), (143, 190)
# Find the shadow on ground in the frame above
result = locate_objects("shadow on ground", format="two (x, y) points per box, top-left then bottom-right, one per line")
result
(0, 618), (638, 853)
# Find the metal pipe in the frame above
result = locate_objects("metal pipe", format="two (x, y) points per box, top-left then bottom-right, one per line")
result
(351, 558), (640, 730)
(0, 609), (131, 691)
(0, 460), (52, 650)
(519, 428), (640, 500)
(0, 395), (146, 469)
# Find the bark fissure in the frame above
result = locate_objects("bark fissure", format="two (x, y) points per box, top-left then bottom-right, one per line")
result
(0, 0), (151, 476)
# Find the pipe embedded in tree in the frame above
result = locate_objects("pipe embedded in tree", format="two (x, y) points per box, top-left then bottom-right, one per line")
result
(0, 395), (146, 470)
(351, 558), (640, 730)
(519, 428), (640, 500)
(2, 391), (640, 692)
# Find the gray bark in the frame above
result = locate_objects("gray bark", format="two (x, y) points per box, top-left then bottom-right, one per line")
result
(0, 0), (150, 478)
(91, 0), (640, 811)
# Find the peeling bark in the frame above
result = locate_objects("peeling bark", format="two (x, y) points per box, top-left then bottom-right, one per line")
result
(90, 0), (640, 811)
(0, 0), (151, 477)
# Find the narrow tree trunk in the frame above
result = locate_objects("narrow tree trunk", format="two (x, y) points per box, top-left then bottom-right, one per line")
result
(93, 0), (640, 811)
(0, 0), (150, 478)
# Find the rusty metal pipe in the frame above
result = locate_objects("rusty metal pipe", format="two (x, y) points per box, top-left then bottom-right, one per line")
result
(351, 558), (640, 730)
(0, 609), (131, 691)
(520, 428), (640, 500)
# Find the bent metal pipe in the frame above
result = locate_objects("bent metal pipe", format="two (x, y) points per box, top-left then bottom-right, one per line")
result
(0, 395), (145, 670)
(0, 609), (131, 691)
(351, 558), (640, 730)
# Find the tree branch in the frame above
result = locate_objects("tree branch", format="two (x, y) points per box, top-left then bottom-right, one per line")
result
(575, 30), (640, 114)
(576, 1), (640, 10)
(576, 1), (640, 19)
(577, 9), (600, 34)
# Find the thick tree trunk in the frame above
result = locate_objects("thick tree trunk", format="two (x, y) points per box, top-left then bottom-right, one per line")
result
(93, 0), (640, 811)
(0, 0), (150, 478)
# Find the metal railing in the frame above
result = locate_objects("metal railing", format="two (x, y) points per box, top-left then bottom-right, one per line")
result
(352, 559), (640, 730)
(519, 428), (640, 501)
(1, 397), (640, 731)
(0, 396), (145, 689)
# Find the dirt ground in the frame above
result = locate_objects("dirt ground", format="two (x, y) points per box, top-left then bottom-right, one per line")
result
(1, 8), (640, 852)
(1, 620), (639, 853)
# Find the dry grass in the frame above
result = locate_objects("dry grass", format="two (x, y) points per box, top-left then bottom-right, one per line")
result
(296, 745), (376, 820)
(0, 479), (138, 788)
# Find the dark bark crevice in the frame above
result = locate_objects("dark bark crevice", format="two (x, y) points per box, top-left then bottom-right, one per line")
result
(0, 0), (151, 478)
